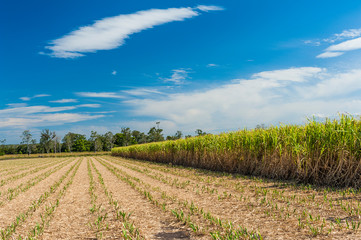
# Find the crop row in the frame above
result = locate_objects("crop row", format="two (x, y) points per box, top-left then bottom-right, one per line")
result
(0, 157), (67, 188)
(112, 114), (361, 187)
(0, 158), (80, 240)
(87, 158), (142, 239)
(0, 158), (73, 206)
(96, 157), (263, 239)
(104, 156), (361, 238)
(0, 158), (55, 175)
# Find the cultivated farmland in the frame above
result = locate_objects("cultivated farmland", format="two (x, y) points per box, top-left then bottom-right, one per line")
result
(1, 155), (361, 239)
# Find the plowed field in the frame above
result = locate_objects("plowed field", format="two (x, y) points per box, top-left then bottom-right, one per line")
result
(1, 156), (361, 239)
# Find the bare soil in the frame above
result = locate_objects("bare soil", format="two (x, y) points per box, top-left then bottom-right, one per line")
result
(1, 156), (361, 239)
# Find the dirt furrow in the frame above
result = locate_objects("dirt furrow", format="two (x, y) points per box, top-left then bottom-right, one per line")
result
(99, 157), (320, 239)
(0, 158), (66, 192)
(87, 158), (138, 239)
(92, 157), (198, 240)
(113, 156), (361, 237)
(0, 158), (77, 228)
(0, 158), (51, 175)
(0, 158), (53, 181)
(0, 158), (69, 201)
(39, 158), (94, 240)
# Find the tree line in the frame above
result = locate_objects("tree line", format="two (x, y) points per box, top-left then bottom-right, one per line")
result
(0, 126), (208, 155)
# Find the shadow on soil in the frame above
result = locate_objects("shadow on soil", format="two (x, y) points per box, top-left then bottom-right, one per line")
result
(154, 223), (191, 239)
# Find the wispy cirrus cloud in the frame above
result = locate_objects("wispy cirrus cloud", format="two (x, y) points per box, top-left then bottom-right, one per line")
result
(20, 94), (51, 101)
(123, 88), (163, 96)
(0, 114), (103, 128)
(323, 28), (361, 43)
(43, 6), (223, 58)
(50, 99), (78, 103)
(316, 51), (344, 58)
(76, 92), (124, 99)
(317, 37), (361, 58)
(19, 97), (31, 101)
(77, 104), (101, 108)
(0, 105), (76, 115)
(162, 68), (191, 85)
(196, 5), (224, 12)
(252, 67), (323, 82)
(314, 28), (361, 58)
(0, 104), (105, 128)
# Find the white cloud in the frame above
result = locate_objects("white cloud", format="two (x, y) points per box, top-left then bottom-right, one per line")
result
(112, 70), (117, 75)
(323, 28), (361, 43)
(303, 40), (321, 46)
(301, 69), (361, 98)
(33, 94), (51, 98)
(163, 69), (190, 85)
(76, 92), (124, 99)
(77, 104), (101, 108)
(44, 6), (223, 58)
(123, 88), (163, 96)
(316, 37), (361, 58)
(326, 37), (361, 52)
(316, 51), (344, 58)
(0, 105), (76, 115)
(252, 67), (323, 82)
(7, 103), (27, 108)
(20, 97), (31, 101)
(315, 28), (361, 58)
(50, 99), (78, 103)
(196, 5), (224, 12)
(0, 105), (105, 128)
(124, 67), (361, 133)
(306, 28), (361, 46)
(0, 114), (103, 128)
(20, 94), (51, 101)
(207, 63), (218, 67)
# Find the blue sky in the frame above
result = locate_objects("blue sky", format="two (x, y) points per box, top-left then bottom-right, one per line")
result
(2, 0), (361, 143)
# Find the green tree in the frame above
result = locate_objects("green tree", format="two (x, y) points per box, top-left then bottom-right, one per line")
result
(132, 130), (147, 144)
(53, 133), (61, 153)
(21, 130), (33, 155)
(147, 127), (164, 142)
(62, 132), (76, 152)
(0, 139), (6, 156)
(89, 131), (103, 152)
(114, 133), (124, 147)
(195, 129), (207, 136)
(166, 130), (183, 140)
(104, 131), (114, 151)
(40, 129), (55, 153)
(30, 139), (37, 154)
(73, 134), (90, 152)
